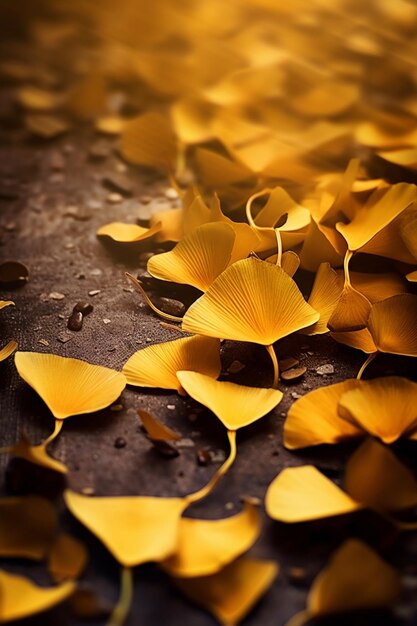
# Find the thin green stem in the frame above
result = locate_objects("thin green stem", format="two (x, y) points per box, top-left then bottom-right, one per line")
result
(186, 430), (237, 504)
(107, 567), (134, 626)
(43, 419), (63, 447)
(125, 273), (183, 322)
(356, 352), (377, 379)
(266, 344), (279, 388)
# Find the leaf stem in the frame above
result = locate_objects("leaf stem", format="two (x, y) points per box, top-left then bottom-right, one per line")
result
(107, 567), (134, 626)
(275, 228), (282, 266)
(43, 419), (63, 447)
(343, 249), (353, 287)
(356, 352), (377, 379)
(266, 344), (279, 388)
(125, 272), (183, 322)
(186, 430), (237, 504)
(245, 188), (273, 228)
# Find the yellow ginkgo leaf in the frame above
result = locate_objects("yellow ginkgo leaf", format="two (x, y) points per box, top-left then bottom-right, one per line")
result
(7, 434), (68, 474)
(173, 557), (278, 626)
(162, 503), (261, 578)
(400, 208), (417, 259)
(284, 380), (362, 449)
(182, 258), (319, 346)
(48, 533), (88, 582)
(0, 300), (14, 310)
(345, 438), (417, 512)
(96, 221), (161, 243)
(147, 222), (235, 291)
(336, 183), (417, 252)
(95, 114), (126, 135)
(302, 263), (342, 335)
(307, 540), (401, 617)
(248, 187), (310, 232)
(0, 570), (75, 622)
(0, 496), (57, 560)
(138, 409), (181, 441)
(64, 490), (187, 567)
(330, 327), (377, 354)
(15, 352), (126, 420)
(280, 251), (300, 278)
(327, 283), (372, 332)
(177, 371), (283, 431)
(194, 147), (254, 188)
(120, 111), (177, 170)
(0, 340), (17, 362)
(265, 466), (361, 523)
(338, 376), (417, 444)
(368, 294), (417, 357)
(338, 271), (408, 303)
(122, 335), (221, 392)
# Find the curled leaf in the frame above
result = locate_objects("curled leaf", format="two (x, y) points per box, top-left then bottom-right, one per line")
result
(64, 490), (187, 567)
(265, 466), (361, 523)
(284, 380), (361, 449)
(96, 221), (161, 243)
(122, 335), (221, 392)
(177, 370), (283, 430)
(14, 352), (126, 420)
(0, 570), (75, 622)
(173, 557), (278, 626)
(162, 503), (261, 577)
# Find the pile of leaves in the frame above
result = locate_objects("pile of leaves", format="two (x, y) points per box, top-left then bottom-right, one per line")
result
(1, 0), (417, 624)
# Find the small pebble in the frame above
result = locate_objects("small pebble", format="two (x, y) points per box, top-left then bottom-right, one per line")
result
(103, 318), (111, 324)
(316, 364), (335, 376)
(165, 187), (179, 199)
(81, 487), (95, 496)
(38, 338), (49, 346)
(281, 366), (307, 382)
(196, 448), (212, 466)
(167, 404), (175, 410)
(73, 301), (93, 315)
(103, 173), (133, 196)
(56, 331), (72, 343)
(49, 291), (65, 300)
(211, 449), (227, 463)
(288, 567), (309, 586)
(225, 502), (235, 511)
(176, 438), (195, 448)
(68, 311), (83, 331)
(291, 391), (302, 399)
(88, 290), (100, 297)
(114, 437), (126, 449)
(90, 268), (102, 276)
(107, 192), (123, 204)
(154, 296), (186, 317)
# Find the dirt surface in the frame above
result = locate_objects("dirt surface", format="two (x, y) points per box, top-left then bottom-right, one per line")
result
(1, 10), (417, 626)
